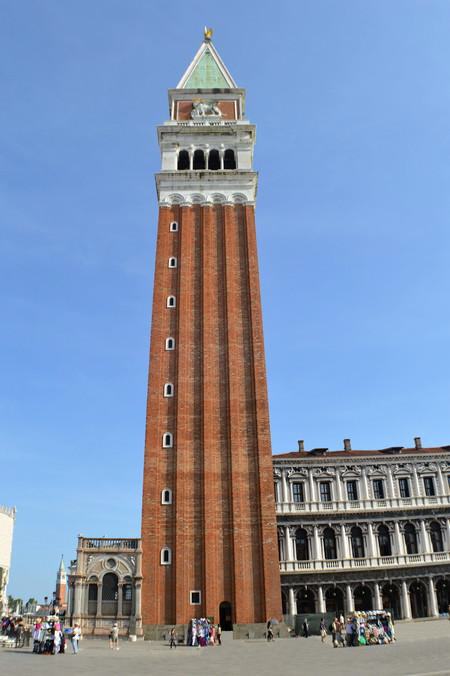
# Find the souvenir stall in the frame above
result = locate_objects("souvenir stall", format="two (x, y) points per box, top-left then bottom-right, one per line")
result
(187, 618), (217, 647)
(347, 610), (395, 646)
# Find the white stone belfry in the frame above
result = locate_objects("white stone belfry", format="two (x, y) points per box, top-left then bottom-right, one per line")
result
(156, 35), (257, 207)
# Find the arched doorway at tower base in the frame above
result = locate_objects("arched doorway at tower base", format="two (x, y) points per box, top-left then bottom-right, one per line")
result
(219, 601), (233, 630)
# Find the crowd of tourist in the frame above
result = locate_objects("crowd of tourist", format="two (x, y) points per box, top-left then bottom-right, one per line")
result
(0, 615), (82, 655)
(1, 616), (31, 647)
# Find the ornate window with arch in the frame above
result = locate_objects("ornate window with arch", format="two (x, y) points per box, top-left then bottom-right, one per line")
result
(378, 524), (392, 557)
(430, 521), (444, 552)
(291, 482), (305, 503)
(295, 528), (309, 561)
(404, 523), (418, 555)
(350, 526), (365, 558)
(398, 477), (410, 498)
(423, 476), (436, 497)
(102, 572), (118, 615)
(323, 527), (337, 560)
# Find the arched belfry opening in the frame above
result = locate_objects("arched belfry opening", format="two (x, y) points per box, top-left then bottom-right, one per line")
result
(177, 150), (189, 170)
(224, 148), (236, 169)
(208, 149), (220, 170)
(219, 601), (233, 630)
(193, 149), (206, 170)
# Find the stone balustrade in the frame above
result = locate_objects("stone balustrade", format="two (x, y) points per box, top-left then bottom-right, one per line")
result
(276, 494), (450, 514)
(280, 550), (450, 573)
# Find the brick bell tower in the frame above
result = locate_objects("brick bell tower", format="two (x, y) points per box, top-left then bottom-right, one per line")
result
(141, 30), (281, 635)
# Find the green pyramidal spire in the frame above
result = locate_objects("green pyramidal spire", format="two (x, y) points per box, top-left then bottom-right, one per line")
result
(177, 32), (237, 89)
(184, 50), (230, 88)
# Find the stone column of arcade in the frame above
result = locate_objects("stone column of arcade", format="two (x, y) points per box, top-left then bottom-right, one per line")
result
(401, 580), (412, 620)
(394, 522), (406, 556)
(134, 545), (143, 635)
(446, 519), (450, 550)
(386, 466), (396, 499)
(345, 585), (354, 613)
(373, 582), (382, 610)
(367, 523), (377, 561)
(96, 582), (103, 620)
(281, 471), (290, 504)
(73, 580), (83, 622)
(361, 468), (369, 501)
(340, 524), (349, 561)
(313, 526), (321, 562)
(317, 586), (326, 614)
(285, 526), (295, 563)
(428, 577), (439, 617)
(308, 472), (316, 503)
(420, 521), (430, 554)
(117, 582), (124, 618)
(288, 588), (296, 616)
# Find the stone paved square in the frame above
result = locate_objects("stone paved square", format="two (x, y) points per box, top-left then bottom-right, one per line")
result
(2, 620), (450, 676)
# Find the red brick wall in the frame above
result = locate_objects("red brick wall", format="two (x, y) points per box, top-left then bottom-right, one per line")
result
(141, 204), (281, 626)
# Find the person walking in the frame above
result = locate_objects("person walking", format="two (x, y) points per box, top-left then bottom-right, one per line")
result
(303, 618), (309, 638)
(319, 618), (327, 643)
(216, 624), (222, 646)
(109, 623), (119, 650)
(169, 627), (177, 649)
(53, 626), (62, 655)
(70, 624), (81, 654)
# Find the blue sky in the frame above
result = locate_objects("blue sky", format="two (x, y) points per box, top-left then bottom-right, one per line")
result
(2, 1), (449, 600)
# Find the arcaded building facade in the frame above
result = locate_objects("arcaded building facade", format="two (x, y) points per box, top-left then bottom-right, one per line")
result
(274, 439), (450, 620)
(67, 536), (143, 636)
(140, 34), (281, 635)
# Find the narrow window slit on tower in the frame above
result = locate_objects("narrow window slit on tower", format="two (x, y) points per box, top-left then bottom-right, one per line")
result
(165, 337), (175, 350)
(164, 383), (174, 397)
(162, 432), (173, 448)
(161, 489), (172, 505)
(160, 547), (171, 565)
(170, 222), (178, 232)
(167, 296), (176, 308)
(168, 257), (177, 268)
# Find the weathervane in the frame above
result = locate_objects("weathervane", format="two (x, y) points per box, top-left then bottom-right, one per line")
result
(204, 26), (213, 41)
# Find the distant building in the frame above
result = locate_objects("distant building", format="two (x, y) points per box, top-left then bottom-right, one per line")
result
(274, 439), (450, 620)
(55, 556), (67, 611)
(0, 505), (16, 614)
(67, 536), (142, 636)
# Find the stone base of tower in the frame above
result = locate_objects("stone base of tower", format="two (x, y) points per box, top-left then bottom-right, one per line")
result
(143, 624), (186, 641)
